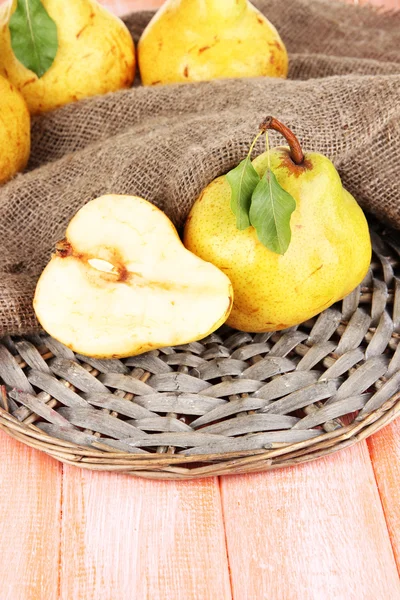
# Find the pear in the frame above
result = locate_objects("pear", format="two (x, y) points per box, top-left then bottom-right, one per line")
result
(34, 195), (233, 358)
(138, 0), (288, 86)
(0, 73), (30, 184)
(184, 118), (371, 332)
(0, 0), (135, 114)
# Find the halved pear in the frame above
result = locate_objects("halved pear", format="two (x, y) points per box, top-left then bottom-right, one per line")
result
(34, 195), (233, 358)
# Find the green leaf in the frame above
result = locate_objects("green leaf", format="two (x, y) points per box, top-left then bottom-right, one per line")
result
(9, 0), (58, 78)
(226, 158), (260, 230)
(249, 169), (296, 255)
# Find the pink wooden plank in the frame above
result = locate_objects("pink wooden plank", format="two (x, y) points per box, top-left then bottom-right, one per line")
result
(221, 442), (400, 600)
(355, 0), (400, 8)
(98, 0), (164, 15)
(368, 420), (400, 571)
(98, 0), (400, 19)
(0, 431), (62, 600)
(60, 467), (231, 600)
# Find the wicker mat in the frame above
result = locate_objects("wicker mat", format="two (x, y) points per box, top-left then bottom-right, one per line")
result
(0, 0), (399, 477)
(0, 222), (399, 478)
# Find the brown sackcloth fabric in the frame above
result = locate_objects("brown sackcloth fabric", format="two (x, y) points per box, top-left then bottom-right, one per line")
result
(0, 0), (399, 336)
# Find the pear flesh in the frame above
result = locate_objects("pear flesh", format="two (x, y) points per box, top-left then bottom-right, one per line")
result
(0, 0), (135, 114)
(0, 73), (30, 184)
(34, 195), (233, 358)
(138, 0), (288, 85)
(184, 147), (372, 332)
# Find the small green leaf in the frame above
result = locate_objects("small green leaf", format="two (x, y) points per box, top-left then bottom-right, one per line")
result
(226, 158), (260, 230)
(9, 0), (58, 78)
(249, 169), (296, 255)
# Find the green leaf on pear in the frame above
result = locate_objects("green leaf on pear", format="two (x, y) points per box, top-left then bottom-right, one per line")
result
(9, 0), (58, 78)
(249, 169), (296, 255)
(226, 157), (260, 230)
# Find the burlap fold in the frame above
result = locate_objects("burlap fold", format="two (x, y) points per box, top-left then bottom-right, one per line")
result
(0, 0), (399, 336)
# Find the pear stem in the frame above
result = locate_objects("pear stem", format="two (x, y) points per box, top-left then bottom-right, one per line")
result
(259, 116), (304, 165)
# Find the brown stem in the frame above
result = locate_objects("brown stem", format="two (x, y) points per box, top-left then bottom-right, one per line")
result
(259, 116), (304, 165)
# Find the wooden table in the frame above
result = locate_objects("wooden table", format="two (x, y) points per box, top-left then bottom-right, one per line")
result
(1, 1), (400, 598)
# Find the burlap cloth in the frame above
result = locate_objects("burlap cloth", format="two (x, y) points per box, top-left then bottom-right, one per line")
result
(0, 0), (399, 336)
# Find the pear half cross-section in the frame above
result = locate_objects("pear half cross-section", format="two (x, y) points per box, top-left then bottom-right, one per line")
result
(34, 195), (233, 358)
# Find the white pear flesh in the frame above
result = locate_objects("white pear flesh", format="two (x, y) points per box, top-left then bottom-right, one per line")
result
(34, 195), (233, 358)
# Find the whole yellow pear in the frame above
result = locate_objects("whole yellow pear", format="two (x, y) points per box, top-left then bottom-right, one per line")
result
(0, 0), (135, 114)
(184, 119), (371, 332)
(0, 74), (30, 184)
(138, 0), (288, 86)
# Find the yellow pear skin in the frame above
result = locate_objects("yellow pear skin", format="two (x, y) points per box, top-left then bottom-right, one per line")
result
(138, 0), (288, 86)
(184, 147), (372, 332)
(0, 74), (30, 184)
(0, 0), (135, 114)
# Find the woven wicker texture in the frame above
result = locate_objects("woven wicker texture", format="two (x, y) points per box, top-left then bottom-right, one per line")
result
(0, 222), (399, 479)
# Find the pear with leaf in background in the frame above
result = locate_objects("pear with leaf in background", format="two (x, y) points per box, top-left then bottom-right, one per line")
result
(138, 0), (288, 86)
(184, 117), (372, 332)
(0, 74), (30, 184)
(0, 0), (135, 114)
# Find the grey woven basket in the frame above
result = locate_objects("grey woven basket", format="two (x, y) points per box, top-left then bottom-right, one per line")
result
(0, 221), (399, 479)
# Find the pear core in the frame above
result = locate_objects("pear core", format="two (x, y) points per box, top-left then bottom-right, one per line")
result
(34, 195), (233, 358)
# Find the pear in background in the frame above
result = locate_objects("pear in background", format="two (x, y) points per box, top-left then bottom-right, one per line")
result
(0, 74), (30, 184)
(0, 0), (135, 114)
(184, 118), (371, 332)
(34, 195), (233, 358)
(138, 0), (288, 86)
